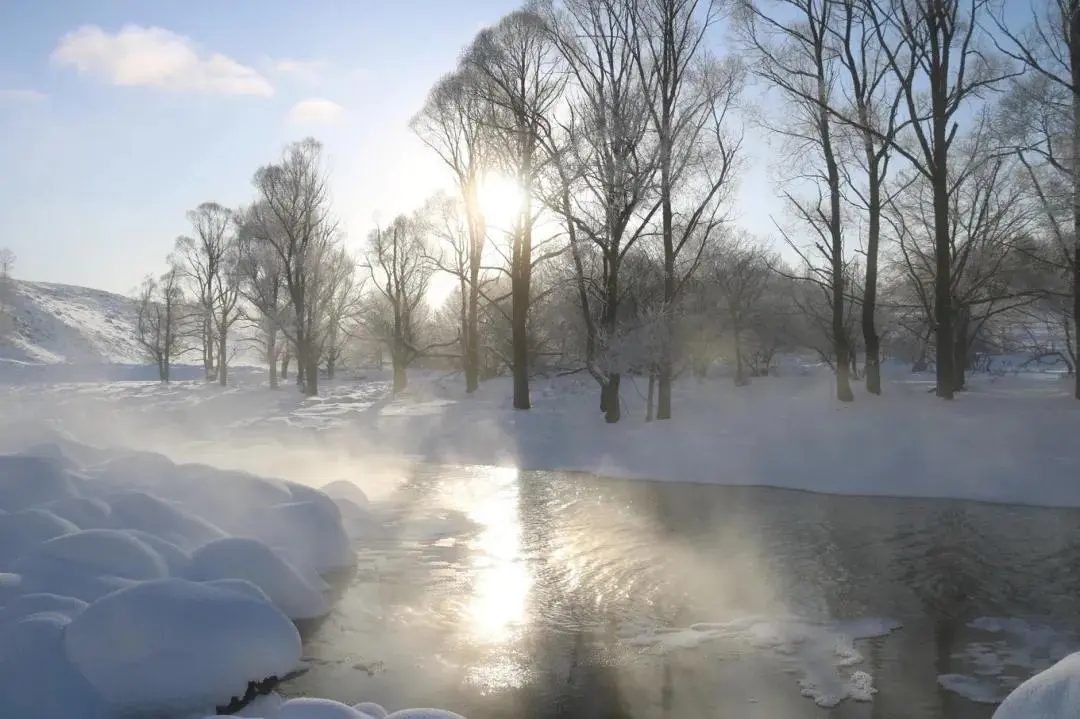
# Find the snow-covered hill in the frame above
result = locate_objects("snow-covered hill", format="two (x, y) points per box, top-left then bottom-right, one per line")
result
(0, 280), (143, 365)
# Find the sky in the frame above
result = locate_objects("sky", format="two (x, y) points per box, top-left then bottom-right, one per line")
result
(0, 0), (546, 295)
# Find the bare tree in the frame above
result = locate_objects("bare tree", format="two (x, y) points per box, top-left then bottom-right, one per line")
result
(535, 0), (662, 423)
(464, 7), (568, 410)
(412, 69), (490, 394)
(236, 203), (289, 388)
(134, 266), (188, 382)
(704, 234), (774, 385)
(318, 246), (362, 380)
(627, 0), (744, 419)
(868, 0), (1010, 398)
(994, 0), (1080, 398)
(742, 0), (857, 401)
(890, 144), (1036, 389)
(361, 214), (436, 394)
(174, 203), (232, 380)
(249, 138), (340, 396)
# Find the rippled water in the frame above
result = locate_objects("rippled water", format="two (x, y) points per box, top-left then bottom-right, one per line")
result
(283, 466), (1080, 718)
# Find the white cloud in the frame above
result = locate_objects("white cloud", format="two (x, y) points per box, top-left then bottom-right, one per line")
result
(0, 89), (47, 101)
(51, 24), (273, 96)
(286, 98), (344, 125)
(273, 58), (328, 82)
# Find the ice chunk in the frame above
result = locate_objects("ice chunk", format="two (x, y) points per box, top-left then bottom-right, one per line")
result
(0, 454), (80, 512)
(64, 578), (302, 717)
(994, 651), (1080, 719)
(188, 537), (330, 620)
(0, 509), (79, 571)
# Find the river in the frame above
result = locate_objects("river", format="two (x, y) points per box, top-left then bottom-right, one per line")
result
(283, 466), (1080, 718)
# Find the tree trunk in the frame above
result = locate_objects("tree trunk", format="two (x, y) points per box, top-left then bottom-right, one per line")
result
(281, 352), (290, 381)
(510, 143), (533, 411)
(303, 346), (319, 396)
(657, 147), (675, 421)
(268, 334), (279, 390)
(863, 156), (882, 396)
(931, 63), (955, 399)
(466, 226), (482, 395)
(953, 306), (969, 391)
(733, 323), (748, 387)
(392, 354), (407, 395)
(646, 371), (656, 423)
(217, 330), (227, 386)
(1071, 0), (1080, 400)
(603, 373), (621, 424)
(327, 354), (336, 381)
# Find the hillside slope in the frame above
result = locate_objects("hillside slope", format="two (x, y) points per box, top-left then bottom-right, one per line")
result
(0, 280), (143, 365)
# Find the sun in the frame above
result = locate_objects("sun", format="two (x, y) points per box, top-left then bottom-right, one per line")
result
(477, 172), (525, 230)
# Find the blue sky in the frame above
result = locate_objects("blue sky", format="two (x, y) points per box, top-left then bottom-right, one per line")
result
(0, 0), (525, 294)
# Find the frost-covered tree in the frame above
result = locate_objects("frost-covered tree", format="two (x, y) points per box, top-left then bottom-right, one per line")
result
(134, 266), (189, 383)
(249, 138), (341, 396)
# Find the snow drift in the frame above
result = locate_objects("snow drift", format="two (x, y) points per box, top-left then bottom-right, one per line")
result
(0, 430), (360, 718)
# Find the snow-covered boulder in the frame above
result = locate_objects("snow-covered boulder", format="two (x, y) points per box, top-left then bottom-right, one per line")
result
(994, 651), (1080, 719)
(107, 490), (228, 549)
(385, 710), (467, 719)
(266, 501), (354, 575)
(354, 702), (389, 718)
(0, 454), (80, 512)
(64, 578), (302, 717)
(0, 610), (110, 719)
(188, 537), (330, 620)
(0, 593), (87, 629)
(276, 697), (379, 718)
(12, 529), (167, 602)
(321, 479), (370, 506)
(0, 509), (78, 571)
(286, 481), (344, 522)
(122, 528), (192, 575)
(46, 496), (114, 530)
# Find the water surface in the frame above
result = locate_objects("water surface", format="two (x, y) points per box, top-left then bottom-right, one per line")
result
(284, 467), (1080, 718)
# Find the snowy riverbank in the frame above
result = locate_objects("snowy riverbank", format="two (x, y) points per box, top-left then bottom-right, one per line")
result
(3, 366), (1078, 509)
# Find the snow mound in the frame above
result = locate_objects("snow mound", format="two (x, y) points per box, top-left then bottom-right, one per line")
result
(188, 537), (330, 620)
(354, 702), (389, 718)
(385, 710), (467, 719)
(620, 616), (899, 708)
(14, 528), (169, 581)
(0, 592), (87, 629)
(0, 454), (80, 511)
(266, 500), (354, 575)
(994, 652), (1080, 719)
(0, 611), (110, 719)
(47, 496), (114, 530)
(64, 578), (302, 717)
(321, 479), (370, 506)
(106, 490), (227, 549)
(275, 697), (378, 718)
(0, 508), (79, 571)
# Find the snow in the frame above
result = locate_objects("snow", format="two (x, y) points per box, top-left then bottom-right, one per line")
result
(993, 652), (1080, 719)
(619, 615), (901, 708)
(0, 437), (363, 718)
(5, 367), (1079, 509)
(195, 697), (464, 719)
(64, 578), (301, 717)
(188, 538), (329, 620)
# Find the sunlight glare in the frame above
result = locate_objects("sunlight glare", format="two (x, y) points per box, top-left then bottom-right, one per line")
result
(464, 466), (531, 649)
(477, 173), (525, 230)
